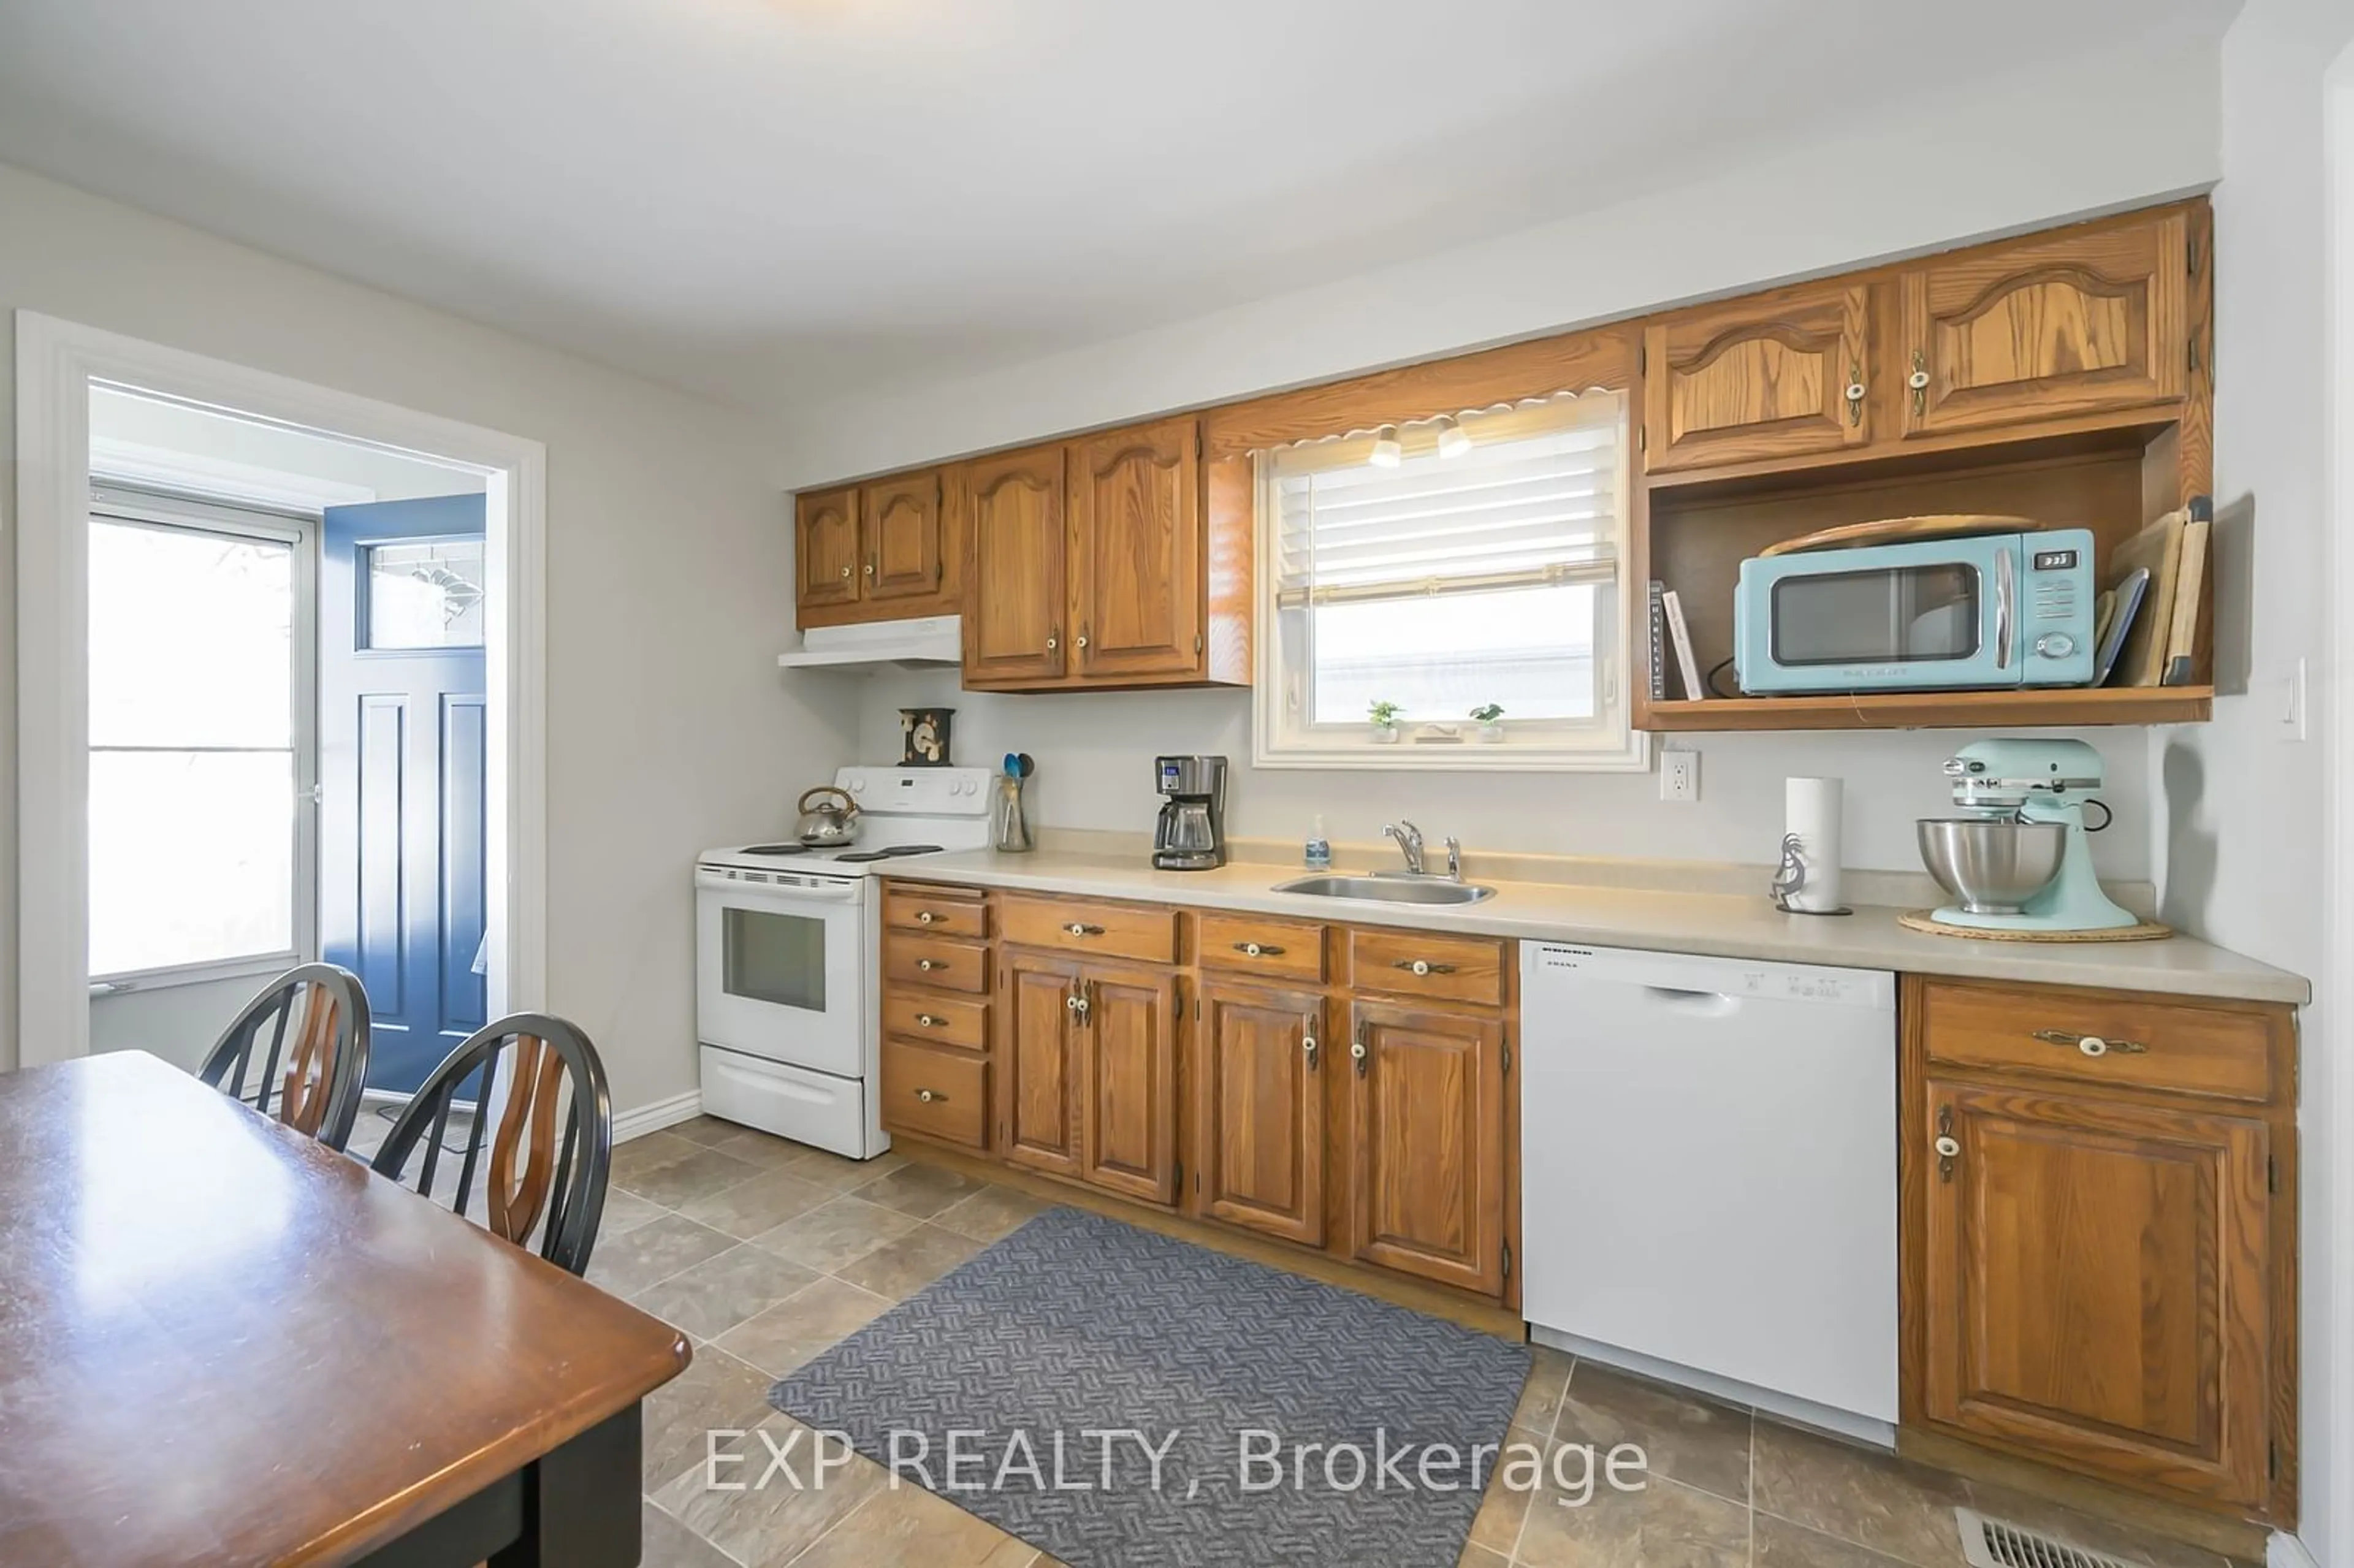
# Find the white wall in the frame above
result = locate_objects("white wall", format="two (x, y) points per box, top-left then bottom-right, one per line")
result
(853, 673), (2157, 878)
(807, 39), (2224, 886)
(0, 158), (862, 1114)
(2162, 4), (2354, 1562)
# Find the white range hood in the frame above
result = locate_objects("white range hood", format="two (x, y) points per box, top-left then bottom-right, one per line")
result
(776, 614), (961, 671)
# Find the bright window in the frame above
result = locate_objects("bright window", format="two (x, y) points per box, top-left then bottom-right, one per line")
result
(1254, 390), (1644, 770)
(88, 502), (311, 981)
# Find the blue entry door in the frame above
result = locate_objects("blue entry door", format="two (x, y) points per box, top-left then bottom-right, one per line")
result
(320, 495), (490, 1094)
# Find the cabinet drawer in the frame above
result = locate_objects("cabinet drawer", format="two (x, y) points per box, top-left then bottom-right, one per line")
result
(880, 1040), (988, 1149)
(1198, 911), (1327, 983)
(882, 935), (991, 995)
(999, 894), (1178, 964)
(883, 991), (988, 1052)
(1918, 979), (2279, 1103)
(1347, 927), (1507, 1008)
(883, 884), (989, 939)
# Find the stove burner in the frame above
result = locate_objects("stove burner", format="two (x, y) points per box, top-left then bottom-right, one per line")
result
(740, 843), (813, 856)
(830, 843), (945, 864)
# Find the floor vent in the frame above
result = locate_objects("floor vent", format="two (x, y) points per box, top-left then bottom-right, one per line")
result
(1956, 1507), (2152, 1568)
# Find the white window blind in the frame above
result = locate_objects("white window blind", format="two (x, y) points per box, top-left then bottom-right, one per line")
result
(1270, 395), (1620, 609)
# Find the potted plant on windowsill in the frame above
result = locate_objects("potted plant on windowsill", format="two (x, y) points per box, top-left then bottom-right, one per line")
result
(1368, 699), (1402, 744)
(1471, 703), (1506, 742)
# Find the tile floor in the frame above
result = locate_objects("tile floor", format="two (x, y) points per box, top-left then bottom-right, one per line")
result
(498, 1113), (2253, 1568)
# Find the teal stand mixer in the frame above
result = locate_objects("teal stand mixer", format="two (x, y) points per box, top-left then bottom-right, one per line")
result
(1914, 737), (2140, 935)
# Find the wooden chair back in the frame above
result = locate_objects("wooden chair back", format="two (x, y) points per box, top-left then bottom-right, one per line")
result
(368, 1014), (612, 1276)
(197, 964), (371, 1151)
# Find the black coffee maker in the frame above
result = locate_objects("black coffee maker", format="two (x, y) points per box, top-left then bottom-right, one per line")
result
(1151, 755), (1228, 871)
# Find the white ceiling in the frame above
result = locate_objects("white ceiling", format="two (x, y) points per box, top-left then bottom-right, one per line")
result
(0, 0), (2239, 414)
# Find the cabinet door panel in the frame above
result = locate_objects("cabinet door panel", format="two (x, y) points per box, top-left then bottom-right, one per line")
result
(1643, 283), (1870, 472)
(1068, 418), (1202, 679)
(794, 486), (861, 612)
(998, 954), (1081, 1178)
(958, 447), (1067, 684)
(1196, 985), (1325, 1246)
(1080, 967), (1179, 1206)
(1900, 212), (2185, 437)
(1920, 1079), (2269, 1507)
(863, 472), (948, 603)
(1346, 1003), (1505, 1295)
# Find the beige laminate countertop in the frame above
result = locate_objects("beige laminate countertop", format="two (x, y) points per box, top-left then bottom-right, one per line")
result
(888, 848), (2310, 1007)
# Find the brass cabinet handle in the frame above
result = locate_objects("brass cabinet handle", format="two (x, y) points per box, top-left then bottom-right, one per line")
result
(2032, 1028), (2147, 1058)
(1303, 1018), (1319, 1070)
(1233, 940), (1287, 958)
(916, 1087), (947, 1103)
(915, 910), (939, 924)
(1845, 362), (1865, 425)
(1392, 958), (1457, 976)
(917, 957), (940, 972)
(1908, 349), (1930, 417)
(1065, 989), (1091, 1022)
(1046, 625), (1060, 653)
(1352, 1019), (1369, 1078)
(1064, 922), (1105, 937)
(1935, 1104), (1957, 1182)
(838, 565), (852, 578)
(864, 561), (875, 576)
(1077, 630), (1091, 651)
(916, 1013), (946, 1029)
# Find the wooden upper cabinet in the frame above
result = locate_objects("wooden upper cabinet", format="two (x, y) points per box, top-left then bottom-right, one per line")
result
(1195, 984), (1326, 1247)
(1899, 209), (2187, 438)
(1919, 1078), (2272, 1509)
(863, 471), (951, 604)
(794, 486), (861, 612)
(958, 446), (1069, 686)
(1643, 282), (1871, 473)
(1068, 417), (1203, 680)
(1079, 965), (1180, 1207)
(1345, 1002), (1506, 1296)
(997, 952), (1082, 1179)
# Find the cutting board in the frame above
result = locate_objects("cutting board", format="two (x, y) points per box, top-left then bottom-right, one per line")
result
(1758, 513), (2041, 557)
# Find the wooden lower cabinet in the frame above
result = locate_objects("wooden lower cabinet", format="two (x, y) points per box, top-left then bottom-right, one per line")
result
(1080, 965), (1180, 1206)
(1345, 1002), (1507, 1297)
(997, 953), (1083, 1179)
(1918, 1079), (2271, 1507)
(1904, 975), (2296, 1525)
(1194, 983), (1326, 1247)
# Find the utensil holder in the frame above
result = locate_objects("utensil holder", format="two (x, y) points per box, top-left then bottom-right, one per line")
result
(991, 774), (1034, 853)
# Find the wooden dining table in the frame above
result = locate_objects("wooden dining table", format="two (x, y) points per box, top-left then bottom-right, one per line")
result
(0, 1051), (691, 1567)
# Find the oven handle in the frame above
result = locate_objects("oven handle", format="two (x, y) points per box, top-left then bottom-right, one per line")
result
(1992, 546), (2015, 672)
(695, 870), (864, 902)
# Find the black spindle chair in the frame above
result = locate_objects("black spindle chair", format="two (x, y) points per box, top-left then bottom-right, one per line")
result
(197, 964), (371, 1151)
(369, 1013), (613, 1276)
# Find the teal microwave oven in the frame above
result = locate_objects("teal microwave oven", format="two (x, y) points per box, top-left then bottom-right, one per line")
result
(1732, 528), (2098, 695)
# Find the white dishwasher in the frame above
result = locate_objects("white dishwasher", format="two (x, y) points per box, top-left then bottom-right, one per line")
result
(1520, 942), (1899, 1434)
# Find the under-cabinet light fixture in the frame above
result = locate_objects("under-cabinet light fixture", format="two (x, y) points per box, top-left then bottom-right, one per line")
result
(1369, 425), (1403, 468)
(1435, 415), (1471, 459)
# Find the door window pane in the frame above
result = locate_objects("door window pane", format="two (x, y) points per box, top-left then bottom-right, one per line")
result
(366, 538), (486, 648)
(1770, 564), (1980, 666)
(723, 907), (828, 1012)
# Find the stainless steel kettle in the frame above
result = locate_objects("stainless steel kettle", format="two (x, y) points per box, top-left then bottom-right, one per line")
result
(794, 785), (861, 848)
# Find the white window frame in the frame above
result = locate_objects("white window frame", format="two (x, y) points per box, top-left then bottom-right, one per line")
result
(85, 485), (319, 994)
(1251, 389), (1648, 772)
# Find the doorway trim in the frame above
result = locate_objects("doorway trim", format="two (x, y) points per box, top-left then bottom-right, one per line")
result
(13, 310), (547, 1067)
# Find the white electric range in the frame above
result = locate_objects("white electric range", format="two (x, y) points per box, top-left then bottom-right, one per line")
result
(696, 765), (992, 1158)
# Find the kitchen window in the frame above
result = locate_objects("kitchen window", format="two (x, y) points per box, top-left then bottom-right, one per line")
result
(87, 491), (316, 987)
(1254, 389), (1644, 769)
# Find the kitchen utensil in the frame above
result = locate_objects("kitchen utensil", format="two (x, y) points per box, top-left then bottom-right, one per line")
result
(1910, 738), (2137, 934)
(1756, 513), (2038, 557)
(793, 785), (861, 848)
(992, 773), (1034, 853)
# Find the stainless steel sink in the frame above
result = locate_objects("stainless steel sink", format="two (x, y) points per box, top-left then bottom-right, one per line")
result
(1271, 873), (1497, 906)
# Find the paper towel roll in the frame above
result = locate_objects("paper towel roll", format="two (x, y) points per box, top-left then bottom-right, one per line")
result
(1783, 777), (1845, 913)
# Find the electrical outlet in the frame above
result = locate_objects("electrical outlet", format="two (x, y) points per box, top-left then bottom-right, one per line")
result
(1659, 750), (1699, 802)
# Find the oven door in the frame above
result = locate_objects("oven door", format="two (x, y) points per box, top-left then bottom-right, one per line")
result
(695, 870), (866, 1079)
(1737, 539), (2016, 694)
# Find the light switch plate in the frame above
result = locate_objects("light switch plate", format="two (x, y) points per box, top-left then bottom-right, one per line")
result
(1659, 750), (1699, 802)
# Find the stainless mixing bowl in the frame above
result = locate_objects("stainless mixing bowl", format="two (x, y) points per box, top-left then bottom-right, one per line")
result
(1916, 818), (2068, 915)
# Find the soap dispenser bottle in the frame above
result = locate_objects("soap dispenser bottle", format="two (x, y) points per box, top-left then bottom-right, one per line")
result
(1304, 814), (1331, 871)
